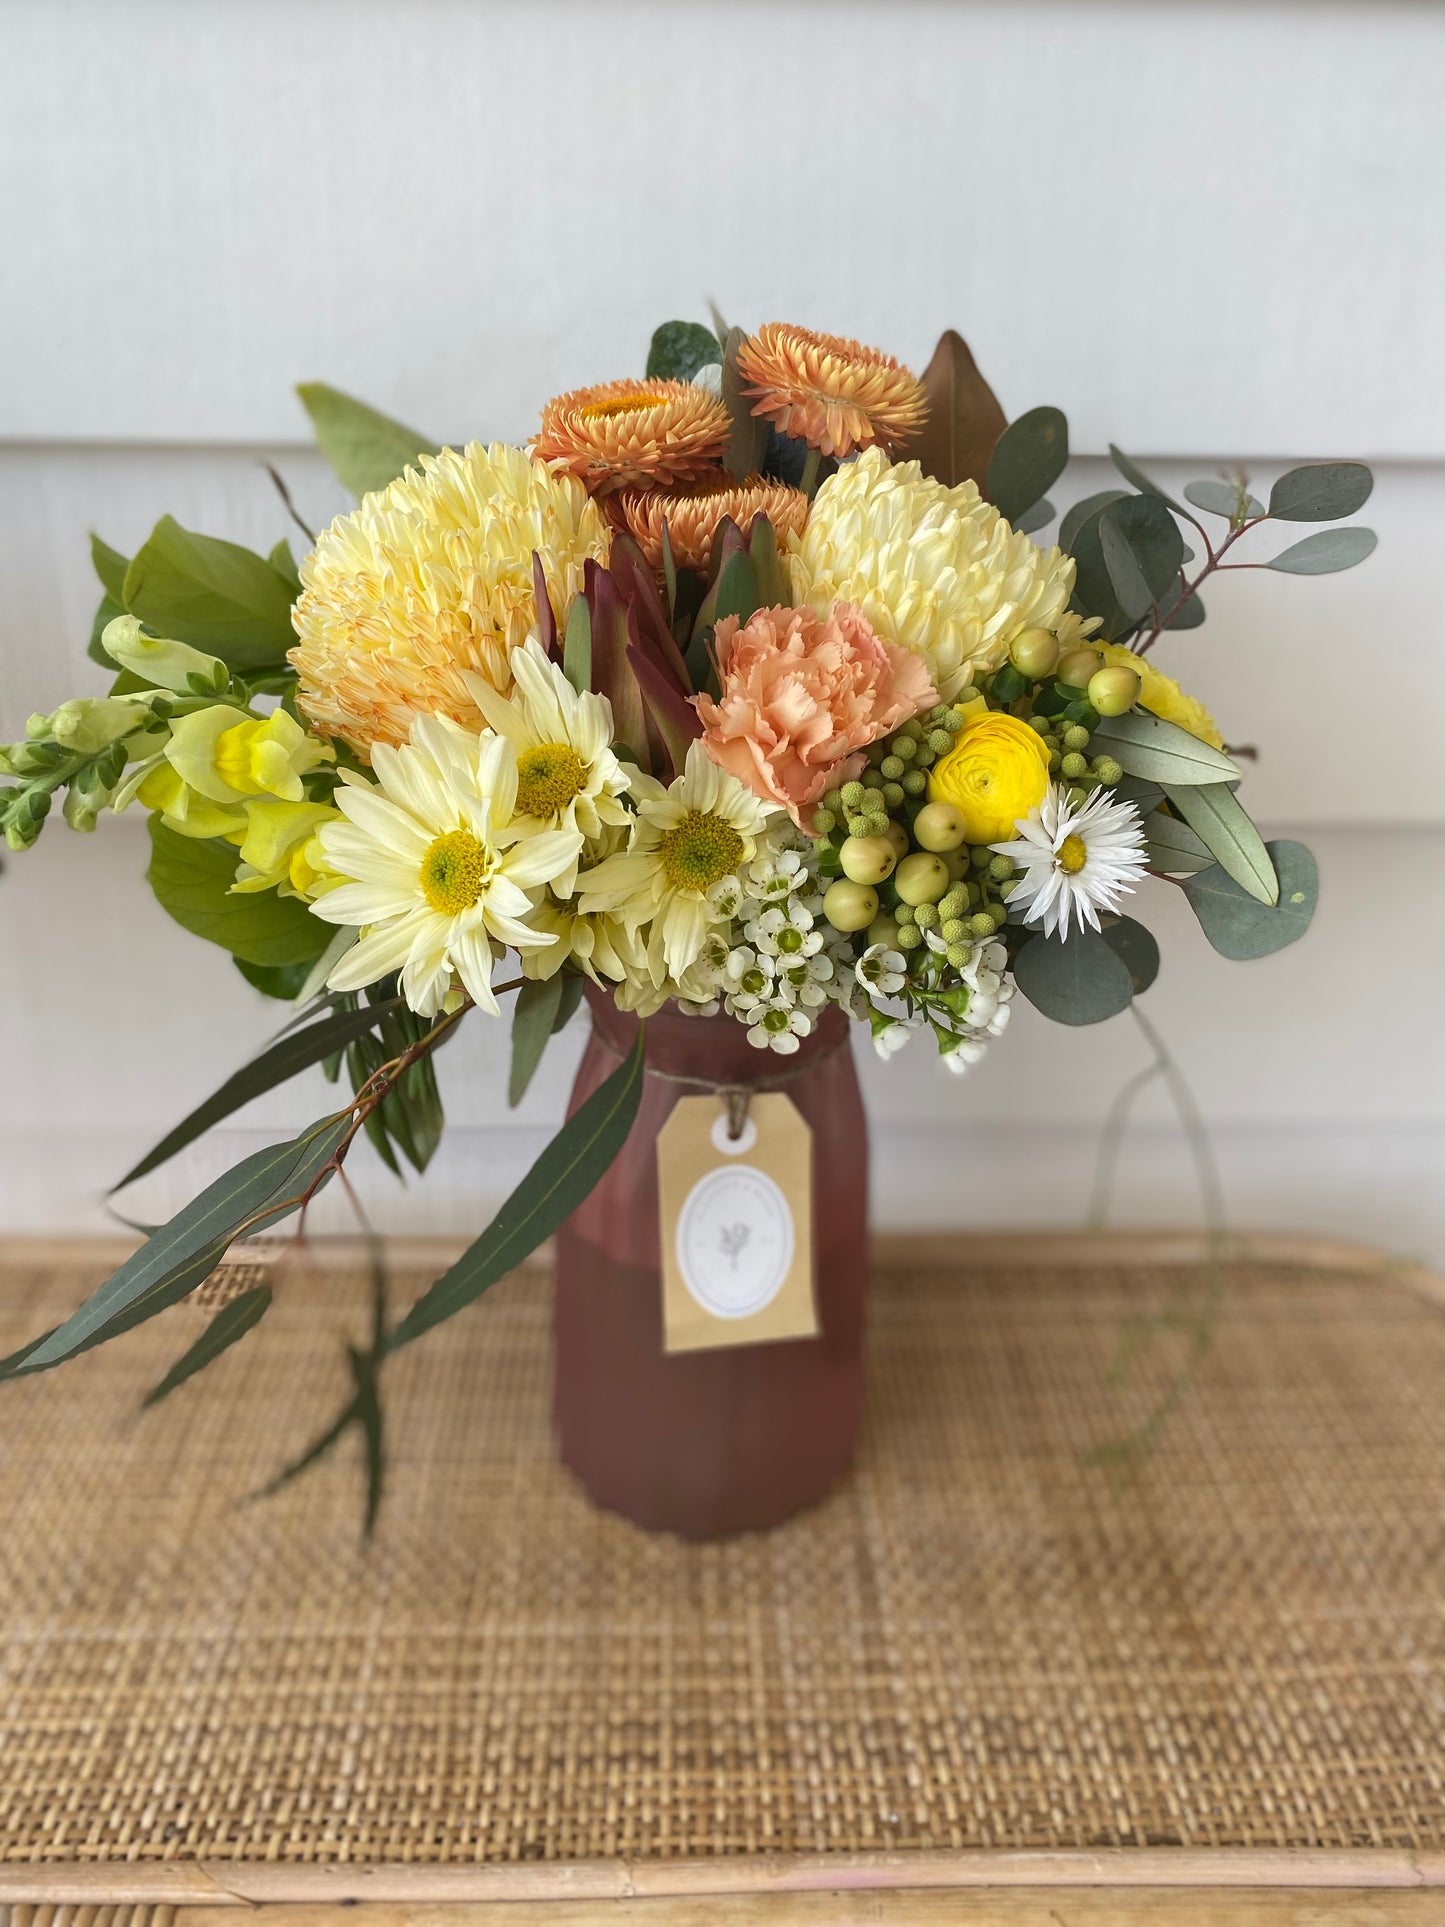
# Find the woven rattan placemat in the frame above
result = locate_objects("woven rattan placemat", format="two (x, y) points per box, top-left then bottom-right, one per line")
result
(0, 1240), (1440, 1868)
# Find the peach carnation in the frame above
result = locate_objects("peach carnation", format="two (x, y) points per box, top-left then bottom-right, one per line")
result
(736, 323), (926, 459)
(614, 473), (810, 572)
(694, 600), (937, 826)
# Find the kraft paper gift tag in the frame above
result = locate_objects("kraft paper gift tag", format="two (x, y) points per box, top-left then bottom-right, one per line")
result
(657, 1092), (818, 1354)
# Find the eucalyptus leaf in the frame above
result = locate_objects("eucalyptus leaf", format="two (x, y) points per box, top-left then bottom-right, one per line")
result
(1182, 840), (1318, 959)
(987, 406), (1069, 524)
(1089, 710), (1240, 787)
(552, 976), (586, 1033)
(141, 1285), (272, 1408)
(387, 1029), (645, 1352)
(296, 382), (439, 499)
(123, 517), (297, 668)
(115, 996), (407, 1188)
(1099, 494), (1186, 619)
(1160, 589), (1206, 631)
(1065, 504), (1133, 640)
(1267, 461), (1373, 523)
(1184, 479), (1264, 520)
(1061, 489), (1129, 556)
(147, 819), (331, 968)
(904, 329), (1007, 491)
(1013, 498), (1055, 536)
(1107, 446), (1187, 516)
(1013, 927), (1135, 1026)
(1266, 527), (1377, 575)
(1099, 915), (1160, 995)
(1161, 782), (1278, 906)
(1112, 776), (1163, 812)
(509, 975), (565, 1108)
(1143, 806), (1214, 875)
(646, 320), (720, 383)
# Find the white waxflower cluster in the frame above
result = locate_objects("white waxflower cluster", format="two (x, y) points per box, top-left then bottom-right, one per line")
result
(852, 934), (1014, 1076)
(680, 832), (855, 1052)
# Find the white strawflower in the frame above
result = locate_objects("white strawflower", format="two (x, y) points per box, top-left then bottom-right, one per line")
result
(993, 784), (1148, 940)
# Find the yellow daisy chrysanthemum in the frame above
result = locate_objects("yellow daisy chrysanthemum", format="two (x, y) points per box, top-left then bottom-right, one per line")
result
(787, 448), (1077, 701)
(289, 442), (609, 760)
(1095, 641), (1224, 749)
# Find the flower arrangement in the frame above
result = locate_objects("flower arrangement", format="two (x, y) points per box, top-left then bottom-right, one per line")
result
(0, 314), (1376, 1494)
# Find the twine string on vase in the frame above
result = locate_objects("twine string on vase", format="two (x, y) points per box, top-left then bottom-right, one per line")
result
(589, 1021), (851, 1139)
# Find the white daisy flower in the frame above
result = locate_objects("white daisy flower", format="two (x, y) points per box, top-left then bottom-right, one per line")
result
(312, 715), (582, 1018)
(575, 740), (778, 984)
(463, 635), (632, 896)
(992, 783), (1148, 940)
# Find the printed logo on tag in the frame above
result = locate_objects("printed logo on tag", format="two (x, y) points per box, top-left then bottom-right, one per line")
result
(676, 1163), (795, 1319)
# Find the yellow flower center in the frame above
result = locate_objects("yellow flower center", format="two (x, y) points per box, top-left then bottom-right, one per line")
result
(419, 828), (490, 916)
(1057, 833), (1088, 875)
(515, 742), (586, 819)
(581, 393), (669, 421)
(658, 810), (745, 894)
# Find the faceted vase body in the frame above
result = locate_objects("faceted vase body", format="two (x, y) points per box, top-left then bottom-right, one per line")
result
(553, 985), (869, 1539)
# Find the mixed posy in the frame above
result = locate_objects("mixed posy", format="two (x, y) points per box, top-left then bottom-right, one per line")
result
(0, 317), (1375, 1440)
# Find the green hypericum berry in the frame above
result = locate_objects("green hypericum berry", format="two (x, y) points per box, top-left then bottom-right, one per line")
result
(941, 917), (967, 943)
(892, 734), (918, 763)
(913, 901), (939, 930)
(902, 770), (927, 795)
(882, 781), (905, 809)
(811, 807), (836, 835)
(1093, 755), (1124, 784)
(897, 923), (923, 950)
(927, 729), (953, 755)
(969, 911), (996, 938)
(1063, 725), (1091, 751)
(862, 768), (885, 790)
(946, 943), (971, 968)
(988, 854), (1014, 881)
(880, 755), (905, 780)
(841, 780), (865, 807)
(1061, 751), (1088, 778)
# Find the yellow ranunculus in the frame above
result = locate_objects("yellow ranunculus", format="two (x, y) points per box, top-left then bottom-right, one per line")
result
(1095, 643), (1223, 750)
(927, 711), (1051, 844)
(230, 798), (340, 896)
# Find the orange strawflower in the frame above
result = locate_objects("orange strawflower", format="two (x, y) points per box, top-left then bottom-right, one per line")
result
(737, 323), (926, 459)
(532, 378), (730, 496)
(615, 473), (809, 573)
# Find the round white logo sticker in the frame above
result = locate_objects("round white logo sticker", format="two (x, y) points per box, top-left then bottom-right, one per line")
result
(675, 1163), (795, 1320)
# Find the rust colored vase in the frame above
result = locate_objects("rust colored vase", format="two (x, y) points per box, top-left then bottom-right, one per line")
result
(553, 985), (869, 1539)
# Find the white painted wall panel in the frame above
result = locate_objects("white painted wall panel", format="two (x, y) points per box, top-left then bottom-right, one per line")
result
(1, 1), (1441, 455)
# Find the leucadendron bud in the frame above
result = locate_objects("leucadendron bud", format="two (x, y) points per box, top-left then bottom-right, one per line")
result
(101, 615), (228, 695)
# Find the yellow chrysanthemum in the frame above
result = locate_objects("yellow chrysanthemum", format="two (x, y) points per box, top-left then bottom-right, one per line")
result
(289, 442), (609, 760)
(1095, 642), (1224, 750)
(787, 448), (1077, 700)
(614, 473), (809, 572)
(531, 378), (731, 496)
(737, 324), (926, 458)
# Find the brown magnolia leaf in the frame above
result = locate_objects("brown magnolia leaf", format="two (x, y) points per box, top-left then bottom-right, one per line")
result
(902, 329), (1007, 493)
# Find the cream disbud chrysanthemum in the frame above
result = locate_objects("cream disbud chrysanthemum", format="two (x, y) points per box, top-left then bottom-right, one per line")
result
(575, 740), (778, 985)
(787, 447), (1077, 699)
(310, 715), (584, 1018)
(463, 635), (632, 895)
(993, 783), (1148, 941)
(289, 443), (609, 760)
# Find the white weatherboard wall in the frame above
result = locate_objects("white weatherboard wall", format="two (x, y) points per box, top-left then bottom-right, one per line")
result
(1, 0), (1442, 1266)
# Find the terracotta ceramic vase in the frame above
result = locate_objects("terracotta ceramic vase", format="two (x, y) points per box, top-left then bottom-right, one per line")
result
(552, 985), (869, 1539)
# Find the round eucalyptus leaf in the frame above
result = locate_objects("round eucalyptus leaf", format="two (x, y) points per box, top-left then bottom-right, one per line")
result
(1267, 461), (1373, 523)
(1100, 494), (1186, 617)
(1108, 445), (1186, 515)
(646, 320), (722, 383)
(1013, 496), (1055, 535)
(1162, 589), (1206, 630)
(1099, 915), (1160, 995)
(988, 406), (1069, 525)
(1013, 926), (1135, 1026)
(1184, 479), (1264, 520)
(1266, 527), (1377, 575)
(1061, 488), (1129, 555)
(1181, 840), (1318, 960)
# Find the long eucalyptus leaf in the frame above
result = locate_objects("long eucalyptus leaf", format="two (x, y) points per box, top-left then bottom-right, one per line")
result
(509, 976), (565, 1108)
(141, 1285), (272, 1409)
(1089, 709), (1240, 786)
(115, 1000), (404, 1189)
(387, 1030), (645, 1352)
(1161, 782), (1278, 906)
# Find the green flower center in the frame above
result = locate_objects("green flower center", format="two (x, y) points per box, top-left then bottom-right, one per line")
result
(515, 742), (586, 820)
(420, 828), (489, 916)
(1057, 833), (1088, 876)
(658, 810), (744, 894)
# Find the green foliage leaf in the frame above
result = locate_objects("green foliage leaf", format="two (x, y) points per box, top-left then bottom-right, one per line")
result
(721, 329), (769, 480)
(267, 538), (303, 597)
(1099, 494), (1186, 620)
(509, 975), (564, 1107)
(147, 818), (331, 968)
(5, 1116), (349, 1378)
(141, 1285), (272, 1408)
(1099, 915), (1160, 995)
(1184, 479), (1264, 520)
(1266, 527), (1377, 575)
(115, 996), (406, 1189)
(1013, 927), (1135, 1026)
(1107, 446), (1187, 516)
(1161, 589), (1206, 631)
(387, 1029), (645, 1352)
(123, 517), (297, 669)
(1143, 806), (1214, 874)
(233, 957), (313, 1000)
(903, 329), (1007, 491)
(646, 320), (720, 382)
(1089, 710), (1240, 787)
(1066, 502), (1135, 641)
(1267, 461), (1373, 523)
(86, 534), (132, 665)
(1160, 781), (1277, 906)
(987, 405), (1069, 524)
(1182, 840), (1318, 959)
(296, 382), (439, 499)
(1061, 489), (1129, 555)
(553, 976), (585, 1032)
